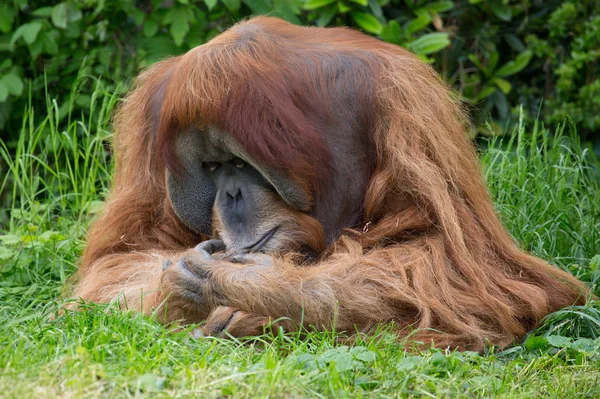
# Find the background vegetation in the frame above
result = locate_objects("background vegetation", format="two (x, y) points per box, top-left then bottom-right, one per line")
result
(0, 0), (599, 144)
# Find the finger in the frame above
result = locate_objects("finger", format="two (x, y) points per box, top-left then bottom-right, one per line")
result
(202, 306), (239, 336)
(230, 254), (247, 264)
(176, 257), (210, 279)
(231, 253), (274, 267)
(175, 258), (191, 273)
(221, 313), (272, 338)
(162, 259), (173, 271)
(198, 249), (215, 262)
(195, 239), (226, 254)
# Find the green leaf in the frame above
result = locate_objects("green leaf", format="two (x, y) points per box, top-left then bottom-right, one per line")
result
(0, 245), (16, 260)
(52, 3), (68, 29)
(408, 32), (450, 55)
(406, 8), (431, 36)
(338, 2), (352, 13)
(368, 0), (383, 20)
(221, 0), (241, 12)
(0, 234), (21, 245)
(32, 6), (54, 17)
(427, 1), (453, 13)
(351, 12), (382, 35)
(39, 231), (67, 243)
(163, 10), (176, 24)
(525, 335), (548, 351)
(136, 373), (165, 392)
(503, 34), (525, 52)
(41, 30), (59, 54)
(590, 254), (600, 271)
(171, 20), (190, 46)
(143, 19), (159, 38)
(29, 40), (44, 60)
(0, 82), (8, 102)
(139, 36), (176, 64)
(380, 20), (401, 44)
(318, 347), (358, 373)
(0, 4), (16, 33)
(132, 9), (145, 25)
(490, 1), (512, 22)
(164, 8), (195, 46)
(52, 2), (82, 29)
(488, 51), (499, 71)
(467, 54), (484, 71)
(205, 0), (218, 10)
(316, 5), (337, 27)
(68, 3), (82, 22)
(492, 90), (508, 119)
(546, 335), (572, 348)
(348, 0), (368, 6)
(243, 0), (271, 13)
(355, 378), (379, 390)
(87, 200), (105, 215)
(493, 77), (511, 94)
(0, 73), (24, 96)
(273, 0), (302, 24)
(475, 85), (496, 102)
(397, 355), (423, 371)
(351, 347), (377, 362)
(303, 0), (336, 10)
(11, 21), (43, 45)
(495, 50), (532, 77)
(571, 338), (597, 353)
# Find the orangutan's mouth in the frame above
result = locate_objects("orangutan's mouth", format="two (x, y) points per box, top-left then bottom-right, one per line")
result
(245, 226), (279, 253)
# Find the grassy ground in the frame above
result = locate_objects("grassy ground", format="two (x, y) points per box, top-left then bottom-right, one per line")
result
(0, 84), (599, 398)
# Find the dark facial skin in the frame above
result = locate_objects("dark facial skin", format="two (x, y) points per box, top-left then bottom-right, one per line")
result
(204, 158), (305, 255)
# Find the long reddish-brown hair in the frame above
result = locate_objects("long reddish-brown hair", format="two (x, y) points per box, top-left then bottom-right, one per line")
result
(76, 17), (587, 350)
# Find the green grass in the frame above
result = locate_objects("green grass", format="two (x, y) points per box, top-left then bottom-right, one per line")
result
(0, 84), (599, 398)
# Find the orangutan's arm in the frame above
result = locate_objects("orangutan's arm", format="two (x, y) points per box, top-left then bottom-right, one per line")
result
(166, 242), (401, 334)
(72, 249), (212, 323)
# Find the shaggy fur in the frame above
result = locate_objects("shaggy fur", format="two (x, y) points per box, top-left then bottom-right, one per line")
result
(73, 17), (587, 351)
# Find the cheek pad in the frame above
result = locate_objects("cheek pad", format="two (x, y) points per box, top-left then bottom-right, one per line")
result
(166, 164), (215, 235)
(164, 126), (313, 236)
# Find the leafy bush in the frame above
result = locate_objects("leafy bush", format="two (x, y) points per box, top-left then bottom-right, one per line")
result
(0, 0), (598, 145)
(525, 1), (600, 141)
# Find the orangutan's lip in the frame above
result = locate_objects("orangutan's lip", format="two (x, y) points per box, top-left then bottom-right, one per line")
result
(246, 226), (279, 253)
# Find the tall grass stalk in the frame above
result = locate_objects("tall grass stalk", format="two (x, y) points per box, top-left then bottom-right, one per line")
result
(0, 77), (119, 231)
(0, 78), (119, 307)
(482, 116), (600, 273)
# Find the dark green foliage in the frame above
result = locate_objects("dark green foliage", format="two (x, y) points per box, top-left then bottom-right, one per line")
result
(525, 1), (600, 142)
(0, 1), (598, 147)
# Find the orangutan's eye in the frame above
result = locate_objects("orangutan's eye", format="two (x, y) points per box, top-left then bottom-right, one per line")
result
(205, 162), (220, 172)
(232, 158), (245, 169)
